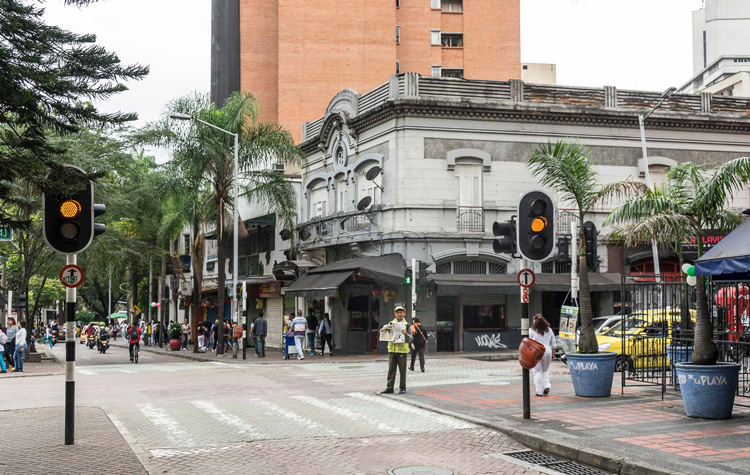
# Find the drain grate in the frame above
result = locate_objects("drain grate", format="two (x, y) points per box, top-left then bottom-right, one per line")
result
(503, 450), (609, 475)
(388, 467), (456, 475)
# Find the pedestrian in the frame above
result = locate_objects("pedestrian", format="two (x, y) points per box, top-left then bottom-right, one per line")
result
(529, 313), (556, 397)
(254, 312), (267, 358)
(381, 305), (412, 394)
(250, 316), (260, 357)
(197, 325), (205, 351)
(5, 318), (17, 371)
(282, 313), (293, 359)
(0, 325), (8, 373)
(318, 313), (333, 356)
(409, 317), (428, 372)
(291, 311), (308, 360)
(13, 320), (28, 373)
(44, 324), (51, 347)
(201, 318), (211, 351)
(127, 322), (142, 362)
(211, 319), (218, 352)
(306, 308), (318, 356)
(181, 319), (190, 351)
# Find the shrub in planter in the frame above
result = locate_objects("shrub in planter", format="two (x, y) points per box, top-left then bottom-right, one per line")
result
(168, 322), (182, 351)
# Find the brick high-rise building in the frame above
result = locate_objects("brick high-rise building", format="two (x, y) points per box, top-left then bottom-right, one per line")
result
(213, 0), (520, 142)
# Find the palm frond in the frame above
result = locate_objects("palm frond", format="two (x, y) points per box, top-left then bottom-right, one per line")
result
(699, 156), (750, 215)
(610, 213), (696, 248)
(586, 179), (649, 212)
(603, 194), (682, 227)
(528, 140), (596, 212)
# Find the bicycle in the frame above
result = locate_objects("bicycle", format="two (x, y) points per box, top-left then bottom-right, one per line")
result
(131, 344), (139, 364)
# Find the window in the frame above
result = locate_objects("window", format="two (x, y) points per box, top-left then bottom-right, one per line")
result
(442, 68), (463, 78)
(522, 64), (528, 70)
(396, 60), (400, 74)
(437, 260), (505, 275)
(431, 29), (441, 45)
(358, 166), (381, 205)
(463, 304), (505, 330)
(396, 25), (401, 44)
(648, 164), (669, 190)
(431, 0), (441, 9)
(455, 161), (482, 208)
(336, 178), (348, 212)
(431, 65), (441, 77)
(396, 0), (400, 6)
(441, 33), (463, 47)
(183, 233), (190, 254)
(309, 186), (327, 219)
(441, 0), (462, 12)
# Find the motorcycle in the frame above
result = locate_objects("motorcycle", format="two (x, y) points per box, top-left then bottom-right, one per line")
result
(50, 328), (59, 346)
(87, 334), (97, 349)
(97, 334), (110, 354)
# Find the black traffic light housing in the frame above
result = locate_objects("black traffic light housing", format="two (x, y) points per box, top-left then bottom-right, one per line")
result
(418, 261), (428, 281)
(556, 236), (570, 263)
(43, 165), (106, 254)
(583, 221), (598, 271)
(492, 218), (517, 255)
(517, 191), (555, 262)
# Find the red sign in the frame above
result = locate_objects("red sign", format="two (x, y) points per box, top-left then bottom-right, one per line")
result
(59, 264), (85, 288)
(517, 269), (535, 288)
(259, 282), (280, 298)
(521, 287), (529, 303)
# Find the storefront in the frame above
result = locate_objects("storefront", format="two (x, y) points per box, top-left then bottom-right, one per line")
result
(284, 254), (407, 354)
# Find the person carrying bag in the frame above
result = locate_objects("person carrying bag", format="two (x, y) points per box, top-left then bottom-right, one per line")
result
(409, 317), (428, 372)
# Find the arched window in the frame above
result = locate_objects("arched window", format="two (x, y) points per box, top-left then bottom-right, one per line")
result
(455, 159), (483, 231)
(436, 259), (506, 275)
(309, 185), (327, 219)
(335, 177), (348, 212)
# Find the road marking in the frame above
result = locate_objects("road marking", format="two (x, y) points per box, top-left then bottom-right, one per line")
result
(116, 369), (137, 374)
(138, 403), (195, 447)
(292, 395), (402, 434)
(150, 445), (245, 459)
(191, 400), (263, 439)
(345, 392), (475, 430)
(250, 399), (339, 437)
(77, 369), (95, 375)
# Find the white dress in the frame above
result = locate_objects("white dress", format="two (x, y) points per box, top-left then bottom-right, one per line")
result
(528, 327), (556, 395)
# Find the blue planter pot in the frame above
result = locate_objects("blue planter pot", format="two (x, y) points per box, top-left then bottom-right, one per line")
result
(667, 345), (693, 373)
(675, 362), (740, 419)
(566, 351), (617, 398)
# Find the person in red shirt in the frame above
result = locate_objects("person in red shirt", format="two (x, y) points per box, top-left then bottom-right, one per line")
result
(127, 323), (142, 362)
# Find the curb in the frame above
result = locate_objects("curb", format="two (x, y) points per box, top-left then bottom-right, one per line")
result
(105, 411), (160, 475)
(381, 394), (683, 475)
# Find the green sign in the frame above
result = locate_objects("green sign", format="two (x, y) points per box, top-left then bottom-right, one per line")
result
(0, 225), (12, 242)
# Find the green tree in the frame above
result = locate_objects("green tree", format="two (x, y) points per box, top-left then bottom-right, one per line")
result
(528, 140), (647, 353)
(604, 158), (750, 365)
(0, 0), (148, 228)
(142, 91), (303, 354)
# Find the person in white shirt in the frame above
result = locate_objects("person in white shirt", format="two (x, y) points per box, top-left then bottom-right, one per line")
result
(528, 314), (556, 396)
(13, 321), (28, 373)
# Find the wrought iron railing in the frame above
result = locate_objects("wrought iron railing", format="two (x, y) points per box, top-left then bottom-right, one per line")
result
(456, 206), (484, 232)
(297, 210), (376, 244)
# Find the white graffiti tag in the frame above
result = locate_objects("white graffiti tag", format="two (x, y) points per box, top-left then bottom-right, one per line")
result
(474, 334), (507, 349)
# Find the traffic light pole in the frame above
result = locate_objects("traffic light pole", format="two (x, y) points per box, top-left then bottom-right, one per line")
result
(64, 253), (77, 445)
(411, 259), (417, 320)
(521, 258), (531, 420)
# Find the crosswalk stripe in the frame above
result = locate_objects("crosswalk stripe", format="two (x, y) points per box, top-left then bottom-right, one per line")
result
(250, 399), (339, 437)
(78, 369), (95, 375)
(191, 401), (263, 439)
(292, 395), (402, 434)
(345, 392), (475, 429)
(139, 403), (196, 446)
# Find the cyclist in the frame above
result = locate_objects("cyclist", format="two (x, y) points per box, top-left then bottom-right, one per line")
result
(127, 323), (142, 362)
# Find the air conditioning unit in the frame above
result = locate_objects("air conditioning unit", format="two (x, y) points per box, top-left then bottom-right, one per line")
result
(273, 162), (285, 172)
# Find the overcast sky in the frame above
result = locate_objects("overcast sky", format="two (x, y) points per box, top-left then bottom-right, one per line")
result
(42, 0), (704, 130)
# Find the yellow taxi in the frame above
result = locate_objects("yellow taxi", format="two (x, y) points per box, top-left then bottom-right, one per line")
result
(594, 308), (696, 372)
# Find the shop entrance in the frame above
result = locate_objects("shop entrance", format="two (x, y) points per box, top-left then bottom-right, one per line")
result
(347, 295), (381, 353)
(436, 296), (458, 351)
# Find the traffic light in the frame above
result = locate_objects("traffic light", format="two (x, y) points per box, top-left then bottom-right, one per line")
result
(517, 191), (555, 262)
(405, 272), (412, 285)
(556, 236), (570, 263)
(418, 261), (427, 282)
(43, 165), (106, 254)
(18, 294), (26, 309)
(583, 221), (598, 271)
(492, 219), (517, 255)
(0, 292), (4, 309)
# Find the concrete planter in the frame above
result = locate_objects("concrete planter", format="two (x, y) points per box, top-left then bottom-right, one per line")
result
(675, 362), (740, 419)
(566, 351), (617, 397)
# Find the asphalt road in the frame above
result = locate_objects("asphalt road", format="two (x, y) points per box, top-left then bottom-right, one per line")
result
(3, 347), (543, 475)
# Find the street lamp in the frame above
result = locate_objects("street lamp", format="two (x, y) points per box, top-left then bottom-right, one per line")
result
(171, 112), (241, 333)
(638, 87), (676, 282)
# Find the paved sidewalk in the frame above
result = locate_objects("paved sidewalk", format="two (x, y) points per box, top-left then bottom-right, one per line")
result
(111, 339), (518, 365)
(387, 359), (750, 475)
(0, 406), (146, 475)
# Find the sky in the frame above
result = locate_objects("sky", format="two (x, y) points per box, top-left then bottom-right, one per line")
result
(41, 0), (705, 131)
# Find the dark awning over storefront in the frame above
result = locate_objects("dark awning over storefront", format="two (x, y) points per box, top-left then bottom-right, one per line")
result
(284, 254), (406, 298)
(696, 218), (750, 276)
(284, 270), (353, 298)
(428, 273), (623, 295)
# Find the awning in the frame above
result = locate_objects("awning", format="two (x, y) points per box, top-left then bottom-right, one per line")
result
(305, 253), (406, 284)
(244, 275), (276, 284)
(244, 214), (276, 227)
(696, 218), (750, 276)
(427, 273), (623, 295)
(284, 271), (353, 298)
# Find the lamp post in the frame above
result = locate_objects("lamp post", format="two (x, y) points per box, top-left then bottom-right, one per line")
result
(638, 87), (676, 283)
(171, 113), (240, 337)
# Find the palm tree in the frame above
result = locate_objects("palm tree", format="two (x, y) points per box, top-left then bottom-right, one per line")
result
(148, 91), (303, 354)
(528, 140), (648, 353)
(604, 158), (750, 365)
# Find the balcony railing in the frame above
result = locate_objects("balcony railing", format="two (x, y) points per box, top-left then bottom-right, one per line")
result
(297, 210), (376, 245)
(457, 206), (484, 232)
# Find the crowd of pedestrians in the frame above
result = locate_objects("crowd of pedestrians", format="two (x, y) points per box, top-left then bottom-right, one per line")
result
(0, 318), (28, 373)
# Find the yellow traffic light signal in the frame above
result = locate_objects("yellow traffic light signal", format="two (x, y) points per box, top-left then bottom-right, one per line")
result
(60, 200), (81, 218)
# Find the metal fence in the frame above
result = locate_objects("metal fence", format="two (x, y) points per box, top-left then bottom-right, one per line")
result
(619, 275), (750, 404)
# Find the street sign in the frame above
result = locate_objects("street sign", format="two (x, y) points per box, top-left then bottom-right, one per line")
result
(517, 268), (535, 288)
(59, 264), (84, 288)
(0, 225), (12, 242)
(132, 304), (141, 316)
